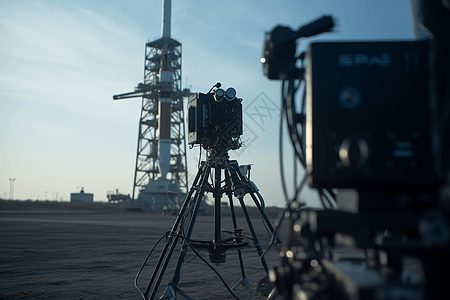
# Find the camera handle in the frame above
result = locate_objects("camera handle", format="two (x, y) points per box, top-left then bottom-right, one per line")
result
(207, 82), (221, 94)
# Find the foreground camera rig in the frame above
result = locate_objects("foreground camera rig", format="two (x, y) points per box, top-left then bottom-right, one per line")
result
(187, 82), (243, 151)
(263, 2), (450, 299)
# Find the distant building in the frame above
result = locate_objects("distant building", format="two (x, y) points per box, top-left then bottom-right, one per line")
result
(107, 189), (130, 204)
(70, 188), (93, 203)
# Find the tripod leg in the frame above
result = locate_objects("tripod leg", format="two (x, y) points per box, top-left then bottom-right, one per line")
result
(224, 160), (270, 273)
(237, 196), (270, 274)
(158, 159), (213, 299)
(227, 192), (250, 289)
(159, 191), (204, 300)
(213, 167), (222, 244)
(248, 192), (282, 245)
(168, 185), (207, 285)
(144, 161), (211, 300)
(228, 160), (281, 245)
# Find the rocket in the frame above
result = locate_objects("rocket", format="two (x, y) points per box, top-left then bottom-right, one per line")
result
(157, 0), (172, 179)
(161, 0), (171, 38)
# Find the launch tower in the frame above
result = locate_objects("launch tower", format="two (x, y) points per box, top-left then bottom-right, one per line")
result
(113, 0), (189, 212)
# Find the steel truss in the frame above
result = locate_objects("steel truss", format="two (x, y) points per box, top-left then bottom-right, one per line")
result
(132, 37), (188, 201)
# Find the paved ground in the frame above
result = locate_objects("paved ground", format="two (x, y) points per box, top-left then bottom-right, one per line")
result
(0, 213), (283, 299)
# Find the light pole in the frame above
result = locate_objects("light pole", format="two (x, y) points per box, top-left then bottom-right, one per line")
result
(9, 178), (16, 200)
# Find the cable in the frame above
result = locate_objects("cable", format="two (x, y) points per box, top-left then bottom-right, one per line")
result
(280, 78), (308, 204)
(285, 77), (306, 166)
(261, 203), (289, 260)
(183, 240), (241, 300)
(261, 199), (305, 259)
(317, 189), (336, 210)
(281, 71), (338, 207)
(294, 149), (298, 197)
(324, 188), (337, 204)
(255, 191), (275, 240)
(197, 146), (203, 170)
(280, 77), (309, 203)
(134, 234), (167, 300)
(136, 193), (236, 300)
(179, 210), (241, 300)
(324, 189), (337, 208)
(279, 80), (290, 203)
(318, 190), (330, 210)
(293, 172), (308, 202)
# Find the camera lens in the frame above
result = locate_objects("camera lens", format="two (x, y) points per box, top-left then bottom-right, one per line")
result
(225, 87), (236, 101)
(214, 88), (225, 102)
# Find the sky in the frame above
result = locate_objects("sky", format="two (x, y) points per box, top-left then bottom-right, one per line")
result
(0, 0), (415, 207)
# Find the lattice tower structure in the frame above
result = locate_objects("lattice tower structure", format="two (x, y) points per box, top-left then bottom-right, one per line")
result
(132, 37), (188, 201)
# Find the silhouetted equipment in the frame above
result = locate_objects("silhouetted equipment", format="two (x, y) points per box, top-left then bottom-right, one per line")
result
(263, 1), (450, 299)
(138, 85), (280, 300)
(305, 40), (437, 191)
(187, 83), (243, 151)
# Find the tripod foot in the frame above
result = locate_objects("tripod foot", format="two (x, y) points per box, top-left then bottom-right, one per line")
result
(160, 284), (194, 300)
(160, 284), (177, 300)
(231, 276), (250, 290)
(257, 276), (273, 296)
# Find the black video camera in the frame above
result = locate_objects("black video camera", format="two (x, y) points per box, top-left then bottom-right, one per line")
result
(262, 14), (450, 209)
(263, 3), (450, 300)
(187, 83), (243, 151)
(305, 40), (439, 192)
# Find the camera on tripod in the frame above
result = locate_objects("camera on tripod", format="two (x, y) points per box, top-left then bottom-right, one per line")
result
(139, 83), (281, 300)
(263, 16), (442, 201)
(187, 82), (243, 151)
(262, 6), (450, 300)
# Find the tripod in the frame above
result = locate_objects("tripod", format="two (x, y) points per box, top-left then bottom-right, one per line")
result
(143, 148), (280, 300)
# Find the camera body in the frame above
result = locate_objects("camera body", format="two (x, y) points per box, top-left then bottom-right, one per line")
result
(263, 9), (450, 300)
(187, 90), (243, 151)
(305, 40), (440, 190)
